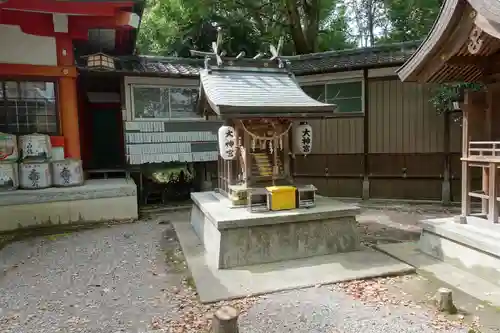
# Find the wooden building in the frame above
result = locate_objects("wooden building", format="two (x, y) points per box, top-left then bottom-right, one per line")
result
(102, 41), (462, 203)
(288, 43), (463, 203)
(398, 0), (500, 222)
(396, 0), (500, 287)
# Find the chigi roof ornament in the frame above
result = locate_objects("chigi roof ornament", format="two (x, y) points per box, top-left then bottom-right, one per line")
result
(190, 28), (290, 70)
(269, 37), (285, 68)
(190, 27), (226, 69)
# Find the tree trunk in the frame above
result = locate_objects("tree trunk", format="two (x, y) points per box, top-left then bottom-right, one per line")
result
(367, 0), (375, 46)
(303, 0), (320, 52)
(284, 0), (310, 54)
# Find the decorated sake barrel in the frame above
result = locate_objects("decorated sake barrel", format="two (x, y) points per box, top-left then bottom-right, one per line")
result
(19, 133), (52, 162)
(19, 161), (51, 189)
(0, 133), (18, 162)
(51, 158), (84, 187)
(0, 162), (19, 190)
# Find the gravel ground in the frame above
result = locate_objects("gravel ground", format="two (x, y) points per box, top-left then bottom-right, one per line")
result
(0, 205), (490, 333)
(239, 285), (466, 333)
(0, 214), (188, 333)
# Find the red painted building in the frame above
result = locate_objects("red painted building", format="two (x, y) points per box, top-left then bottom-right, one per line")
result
(0, 0), (143, 231)
(0, 0), (141, 161)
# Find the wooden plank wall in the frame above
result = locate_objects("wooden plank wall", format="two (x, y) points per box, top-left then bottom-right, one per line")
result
(295, 73), (464, 202)
(368, 79), (445, 200)
(294, 118), (364, 197)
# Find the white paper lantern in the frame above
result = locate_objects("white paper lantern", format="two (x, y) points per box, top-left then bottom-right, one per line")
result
(295, 122), (312, 155)
(218, 125), (237, 160)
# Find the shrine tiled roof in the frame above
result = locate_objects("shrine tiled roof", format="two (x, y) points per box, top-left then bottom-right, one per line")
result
(199, 66), (336, 118)
(78, 40), (421, 77)
(287, 40), (421, 75)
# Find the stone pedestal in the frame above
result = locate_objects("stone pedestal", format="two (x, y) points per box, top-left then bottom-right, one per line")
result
(0, 178), (138, 231)
(190, 191), (361, 269)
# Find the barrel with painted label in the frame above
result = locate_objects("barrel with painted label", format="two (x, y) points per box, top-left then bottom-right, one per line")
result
(0, 162), (19, 190)
(51, 158), (84, 187)
(19, 162), (52, 189)
(0, 132), (18, 162)
(19, 133), (52, 162)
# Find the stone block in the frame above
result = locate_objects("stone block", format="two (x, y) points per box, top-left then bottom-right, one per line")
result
(190, 191), (361, 269)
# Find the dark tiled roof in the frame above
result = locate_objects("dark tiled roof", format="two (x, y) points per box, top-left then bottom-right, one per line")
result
(119, 56), (202, 77)
(78, 40), (421, 77)
(287, 40), (421, 75)
(77, 55), (203, 77)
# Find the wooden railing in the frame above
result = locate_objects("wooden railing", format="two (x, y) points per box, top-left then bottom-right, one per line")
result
(468, 141), (500, 160)
(466, 141), (500, 223)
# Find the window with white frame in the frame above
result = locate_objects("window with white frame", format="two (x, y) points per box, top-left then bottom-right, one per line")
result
(131, 85), (201, 120)
(0, 80), (58, 134)
(302, 81), (363, 113)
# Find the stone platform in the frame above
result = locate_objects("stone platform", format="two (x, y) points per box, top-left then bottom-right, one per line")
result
(0, 178), (138, 232)
(418, 216), (500, 286)
(190, 191), (361, 269)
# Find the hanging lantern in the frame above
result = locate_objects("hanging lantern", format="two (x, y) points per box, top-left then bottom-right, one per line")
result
(82, 52), (117, 71)
(295, 122), (312, 155)
(218, 125), (237, 160)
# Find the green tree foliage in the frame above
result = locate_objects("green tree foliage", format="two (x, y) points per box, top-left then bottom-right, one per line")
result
(137, 0), (355, 56)
(381, 0), (443, 43)
(429, 82), (484, 116)
(137, 0), (473, 115)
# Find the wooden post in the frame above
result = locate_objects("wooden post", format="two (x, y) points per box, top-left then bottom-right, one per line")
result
(483, 88), (494, 215)
(362, 68), (370, 200)
(442, 110), (451, 205)
(59, 76), (81, 159)
(488, 162), (498, 223)
(243, 125), (252, 186)
(272, 136), (278, 186)
(56, 34), (81, 159)
(212, 306), (239, 333)
(283, 132), (291, 181)
(461, 96), (471, 221)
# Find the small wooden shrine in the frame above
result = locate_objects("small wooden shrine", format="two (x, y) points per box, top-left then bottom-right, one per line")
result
(193, 34), (336, 211)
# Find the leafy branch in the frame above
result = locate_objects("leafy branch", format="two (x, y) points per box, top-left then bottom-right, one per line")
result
(429, 82), (484, 122)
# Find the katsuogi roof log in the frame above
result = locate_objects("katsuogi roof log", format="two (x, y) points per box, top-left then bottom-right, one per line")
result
(199, 66), (337, 119)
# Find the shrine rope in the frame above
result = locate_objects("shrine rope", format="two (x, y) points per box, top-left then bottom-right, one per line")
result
(239, 121), (292, 141)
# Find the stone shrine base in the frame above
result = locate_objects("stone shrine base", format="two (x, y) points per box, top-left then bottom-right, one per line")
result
(0, 179), (138, 232)
(178, 192), (413, 303)
(190, 191), (362, 269)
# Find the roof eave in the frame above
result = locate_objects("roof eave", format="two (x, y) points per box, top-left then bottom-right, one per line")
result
(217, 105), (337, 119)
(397, 0), (463, 83)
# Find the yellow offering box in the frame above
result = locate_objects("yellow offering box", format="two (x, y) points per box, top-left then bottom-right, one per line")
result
(266, 186), (296, 211)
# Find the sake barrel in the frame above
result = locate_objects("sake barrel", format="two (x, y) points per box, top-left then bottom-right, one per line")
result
(19, 133), (52, 162)
(51, 158), (84, 187)
(19, 161), (51, 189)
(0, 162), (19, 190)
(0, 133), (18, 162)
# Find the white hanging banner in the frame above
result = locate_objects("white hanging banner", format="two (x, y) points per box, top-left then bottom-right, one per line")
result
(218, 125), (237, 160)
(295, 122), (312, 155)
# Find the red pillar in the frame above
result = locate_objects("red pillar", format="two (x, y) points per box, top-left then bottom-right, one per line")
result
(56, 33), (81, 159)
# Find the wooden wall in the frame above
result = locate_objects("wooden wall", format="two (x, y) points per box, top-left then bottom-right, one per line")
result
(294, 70), (464, 202)
(294, 118), (365, 198)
